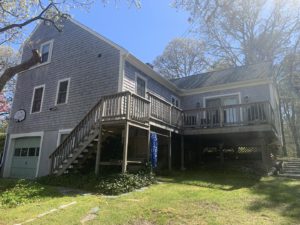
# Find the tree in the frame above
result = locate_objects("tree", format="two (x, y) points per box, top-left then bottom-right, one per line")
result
(278, 53), (300, 157)
(0, 0), (140, 92)
(153, 38), (208, 79)
(173, 0), (300, 157)
(173, 0), (300, 67)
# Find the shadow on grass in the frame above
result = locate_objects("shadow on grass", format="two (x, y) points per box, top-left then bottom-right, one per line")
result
(157, 166), (261, 191)
(249, 177), (300, 220)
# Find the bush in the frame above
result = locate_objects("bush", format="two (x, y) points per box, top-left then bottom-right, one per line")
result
(37, 171), (157, 196)
(96, 172), (156, 195)
(0, 179), (59, 208)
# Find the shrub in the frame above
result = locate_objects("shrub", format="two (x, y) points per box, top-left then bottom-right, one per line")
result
(0, 179), (59, 208)
(37, 171), (157, 196)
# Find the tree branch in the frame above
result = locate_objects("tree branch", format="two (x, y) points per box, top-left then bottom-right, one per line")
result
(0, 50), (41, 92)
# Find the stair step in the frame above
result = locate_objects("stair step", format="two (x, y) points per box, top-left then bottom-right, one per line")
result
(68, 154), (73, 158)
(73, 160), (79, 164)
(63, 159), (68, 164)
(88, 144), (94, 147)
(78, 154), (84, 158)
(83, 149), (89, 153)
(278, 173), (300, 178)
(53, 170), (58, 174)
(68, 165), (73, 169)
(59, 165), (63, 169)
(63, 170), (69, 174)
(93, 139), (99, 142)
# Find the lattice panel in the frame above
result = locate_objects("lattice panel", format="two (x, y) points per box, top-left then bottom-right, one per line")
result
(238, 147), (259, 154)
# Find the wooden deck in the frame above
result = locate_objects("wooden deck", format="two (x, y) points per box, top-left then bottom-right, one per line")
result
(50, 91), (278, 175)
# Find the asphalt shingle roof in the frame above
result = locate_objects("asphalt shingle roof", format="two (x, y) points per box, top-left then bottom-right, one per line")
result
(170, 63), (272, 90)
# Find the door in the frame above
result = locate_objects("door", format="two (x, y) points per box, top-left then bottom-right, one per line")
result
(10, 137), (41, 179)
(223, 96), (239, 124)
(206, 98), (221, 127)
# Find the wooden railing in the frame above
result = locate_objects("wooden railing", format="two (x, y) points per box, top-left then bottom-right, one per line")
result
(147, 92), (183, 127)
(183, 101), (275, 129)
(49, 91), (150, 173)
(50, 90), (277, 173)
(130, 93), (150, 123)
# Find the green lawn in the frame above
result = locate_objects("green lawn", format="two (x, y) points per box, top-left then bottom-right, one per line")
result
(0, 169), (300, 225)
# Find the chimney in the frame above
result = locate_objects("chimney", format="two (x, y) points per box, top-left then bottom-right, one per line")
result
(146, 63), (154, 69)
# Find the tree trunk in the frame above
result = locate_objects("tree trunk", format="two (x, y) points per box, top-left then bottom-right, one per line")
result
(0, 50), (41, 92)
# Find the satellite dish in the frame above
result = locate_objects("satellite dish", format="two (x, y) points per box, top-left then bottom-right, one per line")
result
(14, 109), (26, 122)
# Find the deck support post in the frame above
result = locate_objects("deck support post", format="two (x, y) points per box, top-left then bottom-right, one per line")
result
(219, 144), (224, 164)
(181, 135), (185, 170)
(168, 131), (172, 171)
(147, 128), (151, 162)
(122, 123), (129, 173)
(95, 124), (102, 175)
(260, 138), (270, 172)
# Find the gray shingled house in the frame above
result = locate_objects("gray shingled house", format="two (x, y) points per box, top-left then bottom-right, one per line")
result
(0, 19), (282, 179)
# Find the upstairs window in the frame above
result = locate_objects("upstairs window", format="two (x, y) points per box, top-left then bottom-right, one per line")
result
(56, 78), (70, 105)
(171, 96), (180, 108)
(31, 85), (45, 113)
(136, 75), (146, 98)
(40, 40), (53, 64)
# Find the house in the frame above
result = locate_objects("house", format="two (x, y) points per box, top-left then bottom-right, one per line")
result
(0, 18), (282, 179)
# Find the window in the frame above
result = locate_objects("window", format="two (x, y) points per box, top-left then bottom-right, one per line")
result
(14, 148), (21, 157)
(40, 40), (53, 64)
(56, 78), (70, 105)
(171, 96), (180, 108)
(136, 75), (146, 97)
(31, 85), (45, 113)
(57, 129), (72, 147)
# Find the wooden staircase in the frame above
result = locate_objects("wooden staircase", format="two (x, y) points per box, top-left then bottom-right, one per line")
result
(49, 91), (151, 175)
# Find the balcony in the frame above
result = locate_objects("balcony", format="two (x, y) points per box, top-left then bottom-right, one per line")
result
(96, 92), (277, 136)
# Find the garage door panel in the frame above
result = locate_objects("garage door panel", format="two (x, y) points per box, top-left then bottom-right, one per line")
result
(10, 137), (41, 179)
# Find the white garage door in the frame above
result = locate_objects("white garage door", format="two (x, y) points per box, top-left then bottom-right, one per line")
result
(10, 137), (41, 179)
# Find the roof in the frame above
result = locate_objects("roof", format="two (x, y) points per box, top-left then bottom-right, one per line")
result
(170, 63), (273, 90)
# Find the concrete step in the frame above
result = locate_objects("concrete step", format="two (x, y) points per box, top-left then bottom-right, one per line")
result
(283, 165), (300, 168)
(284, 162), (300, 166)
(282, 169), (300, 173)
(278, 173), (300, 179)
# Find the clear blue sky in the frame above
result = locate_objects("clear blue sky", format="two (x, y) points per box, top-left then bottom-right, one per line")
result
(71, 1), (190, 63)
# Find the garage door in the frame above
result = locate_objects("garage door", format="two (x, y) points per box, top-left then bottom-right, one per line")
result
(10, 137), (41, 179)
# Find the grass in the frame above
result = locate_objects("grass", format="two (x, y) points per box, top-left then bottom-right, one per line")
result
(0, 168), (300, 225)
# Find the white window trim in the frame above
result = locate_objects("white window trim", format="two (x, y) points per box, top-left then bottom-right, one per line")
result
(203, 92), (241, 108)
(203, 92), (242, 120)
(29, 39), (54, 70)
(40, 39), (54, 64)
(55, 78), (71, 106)
(135, 73), (147, 97)
(171, 95), (180, 108)
(57, 129), (72, 147)
(30, 84), (45, 114)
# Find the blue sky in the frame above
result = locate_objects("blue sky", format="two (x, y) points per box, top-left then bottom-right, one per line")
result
(71, 1), (190, 63)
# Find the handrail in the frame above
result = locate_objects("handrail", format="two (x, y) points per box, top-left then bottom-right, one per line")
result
(182, 101), (275, 129)
(50, 91), (130, 173)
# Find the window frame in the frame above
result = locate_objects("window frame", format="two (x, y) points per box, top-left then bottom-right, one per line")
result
(30, 84), (45, 114)
(57, 129), (72, 147)
(135, 73), (147, 98)
(55, 78), (71, 105)
(39, 40), (54, 65)
(171, 95), (180, 108)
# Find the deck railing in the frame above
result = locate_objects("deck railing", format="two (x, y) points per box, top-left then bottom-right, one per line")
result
(49, 91), (150, 173)
(183, 101), (275, 129)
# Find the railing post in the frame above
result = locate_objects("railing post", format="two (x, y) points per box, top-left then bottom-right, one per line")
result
(126, 92), (131, 120)
(170, 105), (172, 125)
(219, 106), (223, 127)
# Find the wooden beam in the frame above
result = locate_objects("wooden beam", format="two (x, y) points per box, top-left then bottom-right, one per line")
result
(168, 131), (172, 171)
(122, 123), (129, 173)
(95, 124), (102, 175)
(147, 128), (151, 162)
(181, 135), (185, 170)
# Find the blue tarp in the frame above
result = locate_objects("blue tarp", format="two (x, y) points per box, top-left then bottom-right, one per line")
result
(150, 132), (158, 168)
